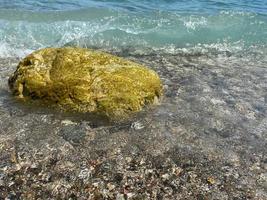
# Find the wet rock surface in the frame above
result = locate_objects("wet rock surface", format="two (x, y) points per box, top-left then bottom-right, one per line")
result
(0, 48), (267, 199)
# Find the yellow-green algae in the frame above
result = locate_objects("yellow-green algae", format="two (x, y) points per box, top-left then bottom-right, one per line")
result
(8, 47), (163, 119)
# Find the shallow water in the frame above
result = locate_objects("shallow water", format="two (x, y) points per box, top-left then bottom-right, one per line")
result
(1, 47), (267, 198)
(0, 0), (267, 199)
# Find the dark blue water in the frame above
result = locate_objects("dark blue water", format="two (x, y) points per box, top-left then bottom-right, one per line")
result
(1, 0), (267, 14)
(0, 0), (266, 57)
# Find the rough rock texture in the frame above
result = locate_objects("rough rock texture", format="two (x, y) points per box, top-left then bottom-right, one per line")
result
(8, 47), (162, 119)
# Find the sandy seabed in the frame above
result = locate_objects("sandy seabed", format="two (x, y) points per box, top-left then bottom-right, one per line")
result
(0, 48), (266, 199)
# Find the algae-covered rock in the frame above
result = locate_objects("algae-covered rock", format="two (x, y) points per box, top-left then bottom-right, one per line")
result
(8, 47), (162, 119)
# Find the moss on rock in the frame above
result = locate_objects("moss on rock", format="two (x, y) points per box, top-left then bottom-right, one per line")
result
(8, 47), (163, 119)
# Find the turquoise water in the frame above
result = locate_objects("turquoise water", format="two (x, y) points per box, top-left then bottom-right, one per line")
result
(0, 0), (266, 57)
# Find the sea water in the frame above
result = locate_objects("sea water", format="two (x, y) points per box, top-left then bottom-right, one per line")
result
(0, 0), (266, 57)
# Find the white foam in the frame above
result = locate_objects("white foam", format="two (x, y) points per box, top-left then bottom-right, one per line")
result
(0, 42), (33, 58)
(182, 16), (207, 31)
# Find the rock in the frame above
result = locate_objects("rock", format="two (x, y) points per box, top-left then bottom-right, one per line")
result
(8, 47), (162, 120)
(107, 183), (116, 191)
(161, 173), (170, 181)
(207, 176), (216, 185)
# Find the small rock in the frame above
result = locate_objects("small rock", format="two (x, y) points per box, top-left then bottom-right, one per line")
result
(93, 182), (99, 187)
(125, 157), (132, 163)
(172, 166), (183, 176)
(140, 158), (146, 165)
(162, 173), (170, 181)
(207, 177), (216, 185)
(61, 120), (77, 125)
(127, 193), (135, 198)
(116, 193), (125, 200)
(131, 121), (145, 130)
(107, 183), (116, 191)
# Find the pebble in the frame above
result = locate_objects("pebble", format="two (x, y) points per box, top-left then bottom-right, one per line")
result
(107, 183), (116, 191)
(131, 121), (145, 130)
(162, 173), (170, 180)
